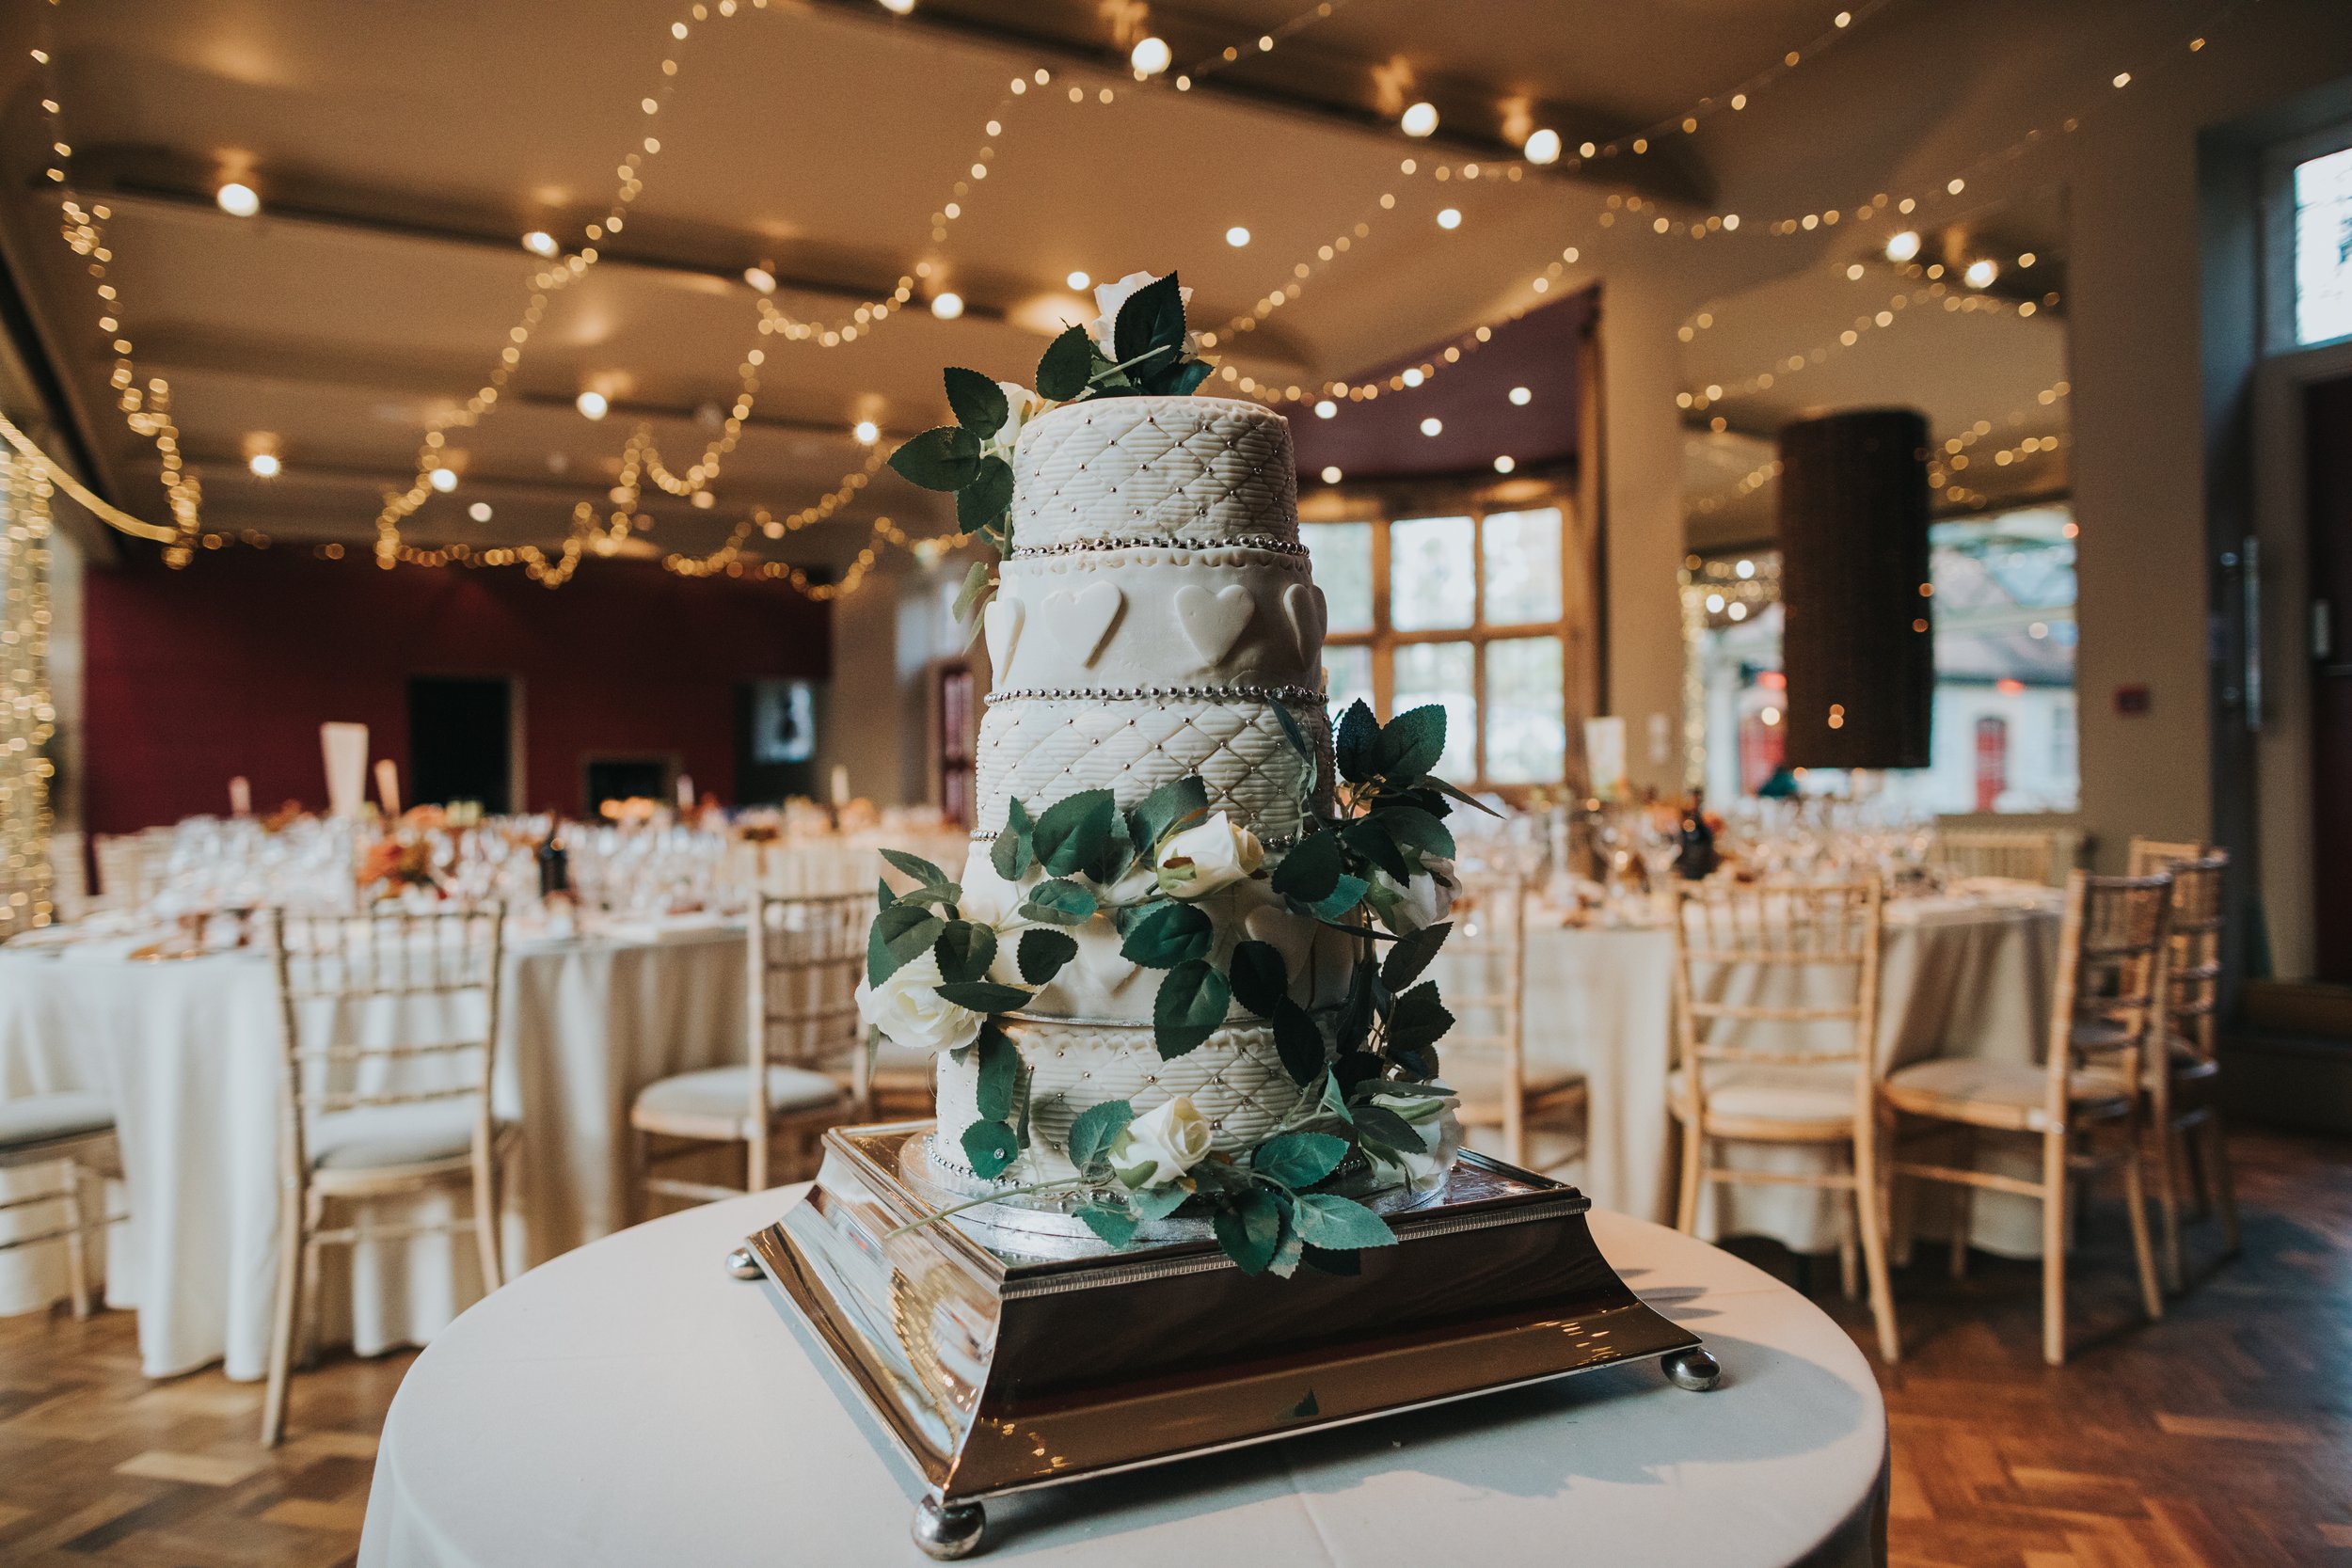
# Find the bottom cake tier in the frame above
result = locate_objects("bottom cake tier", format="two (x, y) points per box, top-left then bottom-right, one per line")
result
(931, 1016), (1310, 1185)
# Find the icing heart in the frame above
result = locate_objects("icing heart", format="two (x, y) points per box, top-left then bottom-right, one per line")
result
(982, 596), (1023, 672)
(1282, 582), (1327, 664)
(1174, 583), (1254, 669)
(1041, 581), (1124, 666)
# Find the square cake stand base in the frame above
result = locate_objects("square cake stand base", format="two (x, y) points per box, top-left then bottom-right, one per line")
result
(731, 1121), (1718, 1560)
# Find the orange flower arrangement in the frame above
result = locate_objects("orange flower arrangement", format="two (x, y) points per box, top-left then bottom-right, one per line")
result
(358, 837), (440, 895)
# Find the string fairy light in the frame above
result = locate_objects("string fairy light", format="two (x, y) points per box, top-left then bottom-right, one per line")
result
(0, 454), (57, 936)
(1677, 277), (2039, 412)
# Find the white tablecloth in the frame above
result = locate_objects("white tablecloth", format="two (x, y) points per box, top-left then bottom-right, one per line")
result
(358, 1188), (1887, 1568)
(0, 920), (753, 1378)
(1440, 890), (2062, 1257)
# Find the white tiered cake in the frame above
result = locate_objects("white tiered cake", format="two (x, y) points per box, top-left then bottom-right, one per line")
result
(932, 394), (1350, 1185)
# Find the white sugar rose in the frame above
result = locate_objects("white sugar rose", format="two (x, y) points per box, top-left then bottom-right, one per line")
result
(1156, 812), (1265, 898)
(1088, 269), (1195, 355)
(984, 380), (1043, 462)
(1366, 1096), (1460, 1186)
(1110, 1095), (1214, 1187)
(854, 954), (983, 1054)
(1374, 854), (1459, 934)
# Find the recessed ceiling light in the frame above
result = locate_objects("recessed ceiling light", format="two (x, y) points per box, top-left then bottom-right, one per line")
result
(521, 230), (558, 258)
(742, 266), (778, 294)
(852, 420), (880, 444)
(1130, 36), (1170, 75)
(1066, 270), (1090, 290)
(930, 292), (964, 319)
(1225, 226), (1251, 247)
(1436, 208), (1461, 230)
(1522, 128), (1561, 166)
(1493, 455), (1515, 474)
(1884, 230), (1921, 262)
(215, 181), (260, 217)
(246, 451), (279, 479)
(576, 390), (610, 420)
(1420, 417), (1442, 436)
(469, 501), (494, 523)
(428, 467), (458, 493)
(1400, 102), (1438, 138)
(1508, 386), (1532, 405)
(1320, 465), (1343, 483)
(1313, 399), (1337, 419)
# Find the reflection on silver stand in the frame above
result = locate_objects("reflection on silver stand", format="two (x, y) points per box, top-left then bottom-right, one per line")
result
(729, 1121), (1714, 1559)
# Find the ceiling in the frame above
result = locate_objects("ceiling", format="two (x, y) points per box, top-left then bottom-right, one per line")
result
(0, 0), (2203, 578)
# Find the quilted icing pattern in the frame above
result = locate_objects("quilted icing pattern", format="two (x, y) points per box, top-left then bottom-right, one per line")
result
(1011, 396), (1298, 549)
(976, 697), (1331, 842)
(933, 1020), (1311, 1183)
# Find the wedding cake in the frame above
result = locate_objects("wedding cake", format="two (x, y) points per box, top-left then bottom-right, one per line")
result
(864, 270), (1468, 1274)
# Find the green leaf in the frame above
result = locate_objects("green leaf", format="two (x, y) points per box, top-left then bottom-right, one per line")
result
(875, 876), (894, 913)
(1126, 774), (1209, 854)
(881, 847), (952, 889)
(1016, 927), (1077, 985)
(1426, 775), (1503, 816)
(1308, 874), (1369, 922)
(1033, 788), (1119, 877)
(1114, 272), (1188, 371)
(1153, 959), (1231, 1058)
(1131, 1184), (1190, 1222)
(1036, 325), (1096, 402)
(934, 979), (1032, 1013)
(1077, 1204), (1138, 1248)
(1212, 1187), (1285, 1275)
(1120, 900), (1214, 969)
(1272, 998), (1327, 1085)
(1302, 1243), (1362, 1276)
(1374, 705), (1447, 782)
(1350, 1102), (1429, 1156)
(1343, 818), (1412, 883)
(1290, 1193), (1398, 1250)
(1382, 921), (1451, 990)
(992, 796), (1034, 881)
(866, 905), (944, 986)
(1386, 981), (1454, 1053)
(887, 424), (980, 491)
(1335, 700), (1379, 783)
(1067, 1100), (1136, 1170)
(1269, 1220), (1306, 1278)
(892, 883), (961, 911)
(1226, 940), (1290, 1019)
(952, 559), (993, 626)
(932, 920), (997, 985)
(961, 1118), (1018, 1180)
(943, 367), (1009, 436)
(1270, 698), (1316, 764)
(957, 455), (1014, 534)
(1021, 877), (1099, 924)
(1156, 358), (1214, 397)
(1379, 805), (1455, 862)
(1270, 830), (1343, 903)
(1087, 816), (1137, 886)
(1252, 1131), (1348, 1189)
(1336, 959), (1378, 1051)
(974, 1025), (1020, 1120)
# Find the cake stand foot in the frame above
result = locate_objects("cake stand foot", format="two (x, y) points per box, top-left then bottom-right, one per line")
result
(723, 1245), (761, 1281)
(913, 1494), (986, 1560)
(1661, 1347), (1722, 1391)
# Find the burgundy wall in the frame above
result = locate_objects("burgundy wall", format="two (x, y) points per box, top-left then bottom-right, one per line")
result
(81, 550), (831, 834)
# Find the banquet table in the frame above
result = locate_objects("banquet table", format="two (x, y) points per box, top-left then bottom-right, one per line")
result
(1438, 884), (2064, 1258)
(357, 1187), (1888, 1568)
(0, 916), (756, 1379)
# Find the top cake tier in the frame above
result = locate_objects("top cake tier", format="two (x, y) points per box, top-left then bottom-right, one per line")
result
(1010, 395), (1298, 550)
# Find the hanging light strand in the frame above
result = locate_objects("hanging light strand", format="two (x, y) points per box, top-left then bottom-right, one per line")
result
(0, 453), (57, 935)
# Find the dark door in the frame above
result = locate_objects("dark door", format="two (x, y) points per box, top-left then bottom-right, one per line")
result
(2309, 373), (2352, 982)
(408, 676), (515, 814)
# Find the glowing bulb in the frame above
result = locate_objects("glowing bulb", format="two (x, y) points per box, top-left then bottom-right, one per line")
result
(1706, 594), (1725, 612)
(1523, 128), (1561, 166)
(742, 266), (777, 294)
(1400, 102), (1438, 137)
(215, 181), (260, 217)
(469, 502), (494, 523)
(1884, 230), (1921, 262)
(1225, 226), (1250, 247)
(1313, 400), (1337, 419)
(521, 230), (558, 258)
(1963, 258), (1999, 289)
(1130, 36), (1170, 75)
(1066, 270), (1090, 290)
(1493, 455), (1515, 474)
(576, 390), (610, 420)
(930, 292), (964, 319)
(1727, 601), (1749, 621)
(428, 467), (458, 493)
(1760, 706), (1782, 726)
(1508, 386), (1532, 406)
(1320, 466), (1343, 483)
(1402, 368), (1424, 388)
(852, 420), (880, 444)
(246, 451), (279, 479)
(878, 0), (914, 12)
(691, 490), (715, 509)
(1736, 559), (1755, 578)
(1436, 207), (1461, 230)
(1420, 417), (1442, 436)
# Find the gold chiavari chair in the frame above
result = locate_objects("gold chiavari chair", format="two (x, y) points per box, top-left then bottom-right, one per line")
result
(631, 892), (865, 1209)
(1883, 872), (2168, 1365)
(1669, 879), (1899, 1363)
(263, 903), (511, 1445)
(2140, 852), (2239, 1288)
(2125, 836), (2205, 877)
(1929, 827), (2063, 886)
(1446, 872), (1587, 1170)
(0, 1094), (121, 1319)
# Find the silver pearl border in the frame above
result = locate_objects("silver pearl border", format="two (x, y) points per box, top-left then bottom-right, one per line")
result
(984, 683), (1326, 706)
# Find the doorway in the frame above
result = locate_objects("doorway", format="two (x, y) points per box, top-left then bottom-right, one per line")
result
(408, 676), (517, 815)
(2309, 372), (2352, 981)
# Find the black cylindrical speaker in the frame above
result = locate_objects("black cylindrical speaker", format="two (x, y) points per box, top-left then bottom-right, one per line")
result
(1775, 407), (1932, 770)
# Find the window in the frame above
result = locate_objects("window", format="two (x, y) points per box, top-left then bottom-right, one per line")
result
(1302, 503), (1577, 788)
(2293, 142), (2352, 346)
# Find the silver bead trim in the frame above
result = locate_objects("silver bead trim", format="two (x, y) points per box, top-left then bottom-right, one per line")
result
(971, 828), (1303, 850)
(1010, 534), (1306, 559)
(985, 683), (1324, 706)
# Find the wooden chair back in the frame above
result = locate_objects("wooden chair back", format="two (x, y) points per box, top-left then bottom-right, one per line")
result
(266, 904), (505, 1180)
(747, 893), (868, 1121)
(2154, 853), (2226, 1062)
(1930, 828), (2060, 886)
(2044, 872), (2171, 1124)
(2124, 837), (2205, 877)
(1441, 870), (1528, 1095)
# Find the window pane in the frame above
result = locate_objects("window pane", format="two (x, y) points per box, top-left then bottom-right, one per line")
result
(1391, 516), (1475, 631)
(1301, 522), (1374, 634)
(1485, 637), (1565, 784)
(1322, 644), (1374, 730)
(1393, 641), (1476, 779)
(1481, 508), (1563, 625)
(2296, 145), (2352, 346)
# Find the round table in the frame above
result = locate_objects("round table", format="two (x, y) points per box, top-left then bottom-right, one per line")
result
(358, 1187), (1888, 1567)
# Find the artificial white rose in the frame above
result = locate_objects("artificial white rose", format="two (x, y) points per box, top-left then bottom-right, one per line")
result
(1155, 812), (1265, 898)
(1373, 853), (1459, 934)
(1088, 270), (1193, 354)
(983, 380), (1043, 462)
(854, 954), (984, 1054)
(1109, 1095), (1214, 1188)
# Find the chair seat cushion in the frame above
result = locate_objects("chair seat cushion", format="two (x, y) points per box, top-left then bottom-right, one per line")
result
(1669, 1063), (1856, 1128)
(310, 1101), (483, 1172)
(0, 1089), (114, 1151)
(1443, 1056), (1585, 1112)
(1883, 1057), (2130, 1130)
(633, 1065), (844, 1132)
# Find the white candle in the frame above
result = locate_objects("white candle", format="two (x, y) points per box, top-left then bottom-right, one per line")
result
(830, 765), (850, 809)
(676, 773), (696, 810)
(374, 758), (401, 818)
(229, 776), (252, 816)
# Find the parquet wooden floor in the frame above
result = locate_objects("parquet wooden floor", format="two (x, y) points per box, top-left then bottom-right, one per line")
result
(0, 1128), (2344, 1566)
